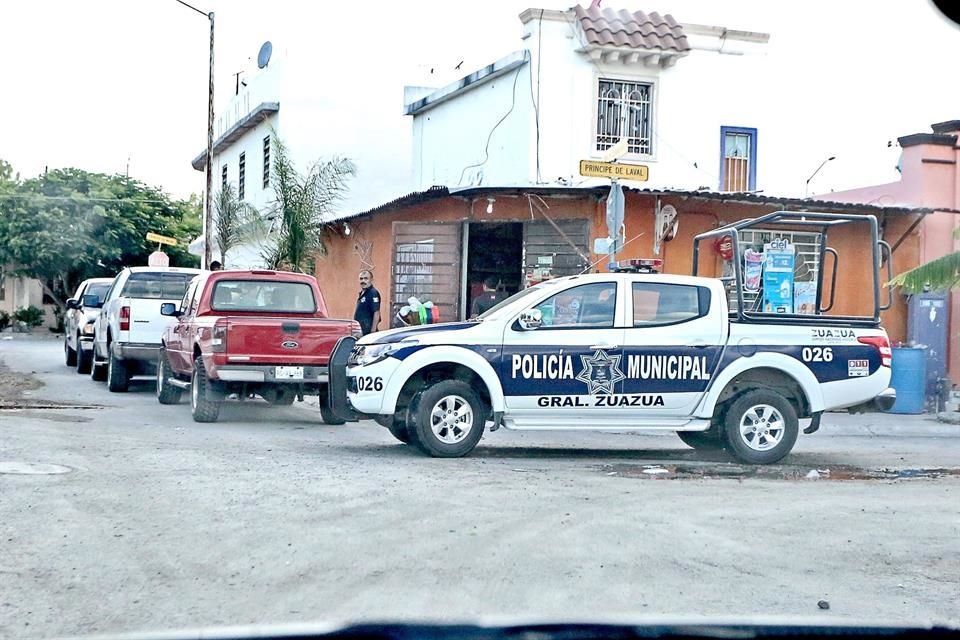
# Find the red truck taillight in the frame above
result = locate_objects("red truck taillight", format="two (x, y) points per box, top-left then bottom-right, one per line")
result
(858, 335), (892, 367)
(211, 322), (227, 353)
(119, 306), (130, 331)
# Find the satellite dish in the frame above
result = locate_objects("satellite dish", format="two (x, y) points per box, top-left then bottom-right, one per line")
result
(257, 41), (273, 69)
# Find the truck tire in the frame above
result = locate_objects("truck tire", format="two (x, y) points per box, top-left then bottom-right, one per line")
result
(64, 339), (77, 367)
(387, 419), (411, 444)
(722, 389), (799, 465)
(374, 414), (411, 444)
(107, 345), (130, 392)
(319, 405), (346, 425)
(677, 430), (724, 451)
(190, 357), (220, 423)
(76, 341), (93, 375)
(90, 342), (107, 382)
(409, 380), (485, 458)
(156, 348), (182, 405)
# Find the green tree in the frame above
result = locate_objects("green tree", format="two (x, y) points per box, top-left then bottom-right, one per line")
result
(889, 227), (960, 293)
(262, 135), (355, 272)
(0, 162), (201, 309)
(214, 184), (259, 266)
(0, 159), (17, 189)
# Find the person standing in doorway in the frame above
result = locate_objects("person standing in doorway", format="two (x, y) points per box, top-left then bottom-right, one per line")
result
(471, 276), (501, 317)
(354, 269), (381, 335)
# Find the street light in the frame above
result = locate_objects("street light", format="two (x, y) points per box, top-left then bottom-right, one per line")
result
(805, 155), (836, 198)
(176, 0), (215, 269)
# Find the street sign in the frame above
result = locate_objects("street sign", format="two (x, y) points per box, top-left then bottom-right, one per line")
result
(600, 137), (629, 163)
(146, 232), (178, 246)
(579, 159), (649, 181)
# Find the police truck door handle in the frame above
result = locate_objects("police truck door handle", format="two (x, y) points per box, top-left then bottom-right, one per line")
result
(589, 344), (619, 350)
(688, 340), (709, 349)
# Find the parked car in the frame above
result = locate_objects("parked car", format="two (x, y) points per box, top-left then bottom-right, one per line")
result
(64, 277), (114, 374)
(157, 269), (361, 423)
(91, 266), (202, 391)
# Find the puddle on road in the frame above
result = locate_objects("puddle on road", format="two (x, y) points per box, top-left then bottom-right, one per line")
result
(599, 462), (960, 482)
(0, 461), (74, 475)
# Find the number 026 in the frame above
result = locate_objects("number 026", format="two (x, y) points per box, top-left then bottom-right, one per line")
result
(802, 347), (833, 362)
(357, 376), (383, 391)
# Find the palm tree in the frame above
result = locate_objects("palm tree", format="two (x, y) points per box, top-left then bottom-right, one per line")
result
(213, 184), (259, 266)
(889, 226), (960, 293)
(262, 135), (356, 272)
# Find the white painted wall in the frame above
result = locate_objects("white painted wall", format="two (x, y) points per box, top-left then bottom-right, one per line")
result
(201, 42), (417, 267)
(411, 61), (532, 189)
(408, 10), (771, 193)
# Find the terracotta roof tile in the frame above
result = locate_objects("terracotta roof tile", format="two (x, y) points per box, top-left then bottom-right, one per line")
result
(573, 5), (689, 52)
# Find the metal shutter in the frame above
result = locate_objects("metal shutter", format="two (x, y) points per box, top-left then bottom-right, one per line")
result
(522, 218), (590, 282)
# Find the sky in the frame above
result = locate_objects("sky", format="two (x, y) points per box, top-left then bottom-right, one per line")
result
(1, 0), (958, 210)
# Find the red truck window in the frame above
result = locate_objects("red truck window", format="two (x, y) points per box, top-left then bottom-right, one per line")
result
(210, 280), (317, 313)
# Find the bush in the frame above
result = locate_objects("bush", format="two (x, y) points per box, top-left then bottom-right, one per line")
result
(14, 305), (45, 329)
(0, 310), (9, 332)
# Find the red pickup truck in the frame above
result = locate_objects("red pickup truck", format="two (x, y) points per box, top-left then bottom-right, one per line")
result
(156, 270), (361, 423)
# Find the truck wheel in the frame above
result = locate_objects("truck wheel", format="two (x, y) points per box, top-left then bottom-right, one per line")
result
(64, 339), (77, 367)
(409, 380), (485, 457)
(190, 357), (220, 423)
(387, 419), (411, 444)
(156, 348), (182, 405)
(76, 341), (93, 375)
(90, 343), (107, 382)
(319, 406), (346, 425)
(107, 346), (130, 392)
(722, 389), (799, 465)
(677, 430), (724, 451)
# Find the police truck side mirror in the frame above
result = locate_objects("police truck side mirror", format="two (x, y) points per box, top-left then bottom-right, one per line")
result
(518, 309), (543, 331)
(65, 298), (80, 310)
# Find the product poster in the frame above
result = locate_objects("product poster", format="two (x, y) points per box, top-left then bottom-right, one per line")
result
(762, 238), (795, 314)
(743, 249), (764, 292)
(794, 281), (817, 315)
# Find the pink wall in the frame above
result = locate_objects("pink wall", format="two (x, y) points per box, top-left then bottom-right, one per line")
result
(816, 121), (960, 386)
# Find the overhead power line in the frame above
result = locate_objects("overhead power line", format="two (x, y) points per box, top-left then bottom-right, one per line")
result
(173, 0), (209, 17)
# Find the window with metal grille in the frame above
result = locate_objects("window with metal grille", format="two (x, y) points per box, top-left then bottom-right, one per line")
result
(238, 152), (246, 200)
(720, 126), (757, 192)
(726, 229), (822, 314)
(596, 78), (653, 156)
(221, 164), (227, 190)
(262, 136), (271, 188)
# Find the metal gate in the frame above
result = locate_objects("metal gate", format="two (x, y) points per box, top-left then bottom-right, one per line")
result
(391, 222), (463, 325)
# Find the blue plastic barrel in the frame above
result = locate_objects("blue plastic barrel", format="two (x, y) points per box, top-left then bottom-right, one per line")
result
(887, 347), (927, 414)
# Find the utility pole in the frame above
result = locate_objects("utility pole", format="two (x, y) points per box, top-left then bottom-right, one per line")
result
(204, 11), (215, 270)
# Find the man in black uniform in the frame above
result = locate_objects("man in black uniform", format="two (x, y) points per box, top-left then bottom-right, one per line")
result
(471, 276), (501, 317)
(354, 269), (381, 335)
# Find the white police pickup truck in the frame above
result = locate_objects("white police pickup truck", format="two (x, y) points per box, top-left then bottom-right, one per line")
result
(326, 212), (897, 464)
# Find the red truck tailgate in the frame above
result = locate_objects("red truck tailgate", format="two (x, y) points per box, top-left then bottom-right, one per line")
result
(221, 316), (354, 365)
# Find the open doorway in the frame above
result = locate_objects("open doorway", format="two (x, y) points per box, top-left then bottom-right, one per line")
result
(466, 222), (523, 317)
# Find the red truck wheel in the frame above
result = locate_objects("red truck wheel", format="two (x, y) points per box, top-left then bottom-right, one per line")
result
(190, 357), (221, 423)
(157, 348), (182, 405)
(320, 405), (346, 425)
